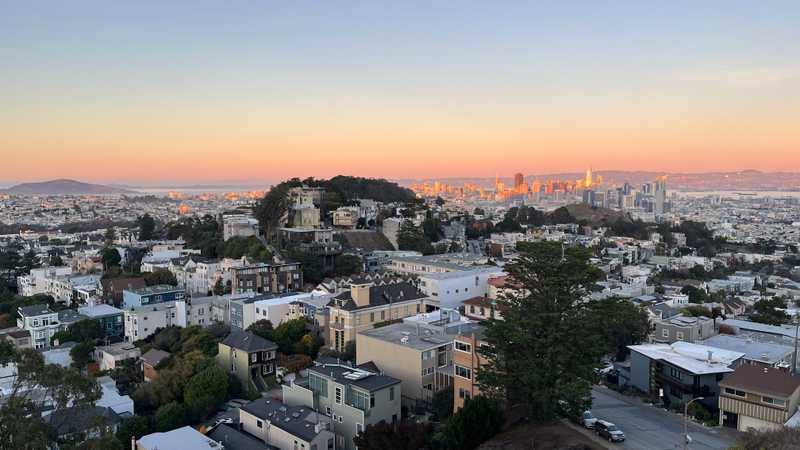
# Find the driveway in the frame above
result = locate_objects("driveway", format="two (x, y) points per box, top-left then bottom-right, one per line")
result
(590, 386), (738, 450)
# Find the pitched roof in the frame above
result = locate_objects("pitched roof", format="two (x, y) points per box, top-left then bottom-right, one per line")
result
(45, 405), (120, 436)
(141, 349), (171, 366)
(720, 365), (800, 398)
(221, 330), (277, 352)
(207, 423), (267, 450)
(330, 281), (425, 311)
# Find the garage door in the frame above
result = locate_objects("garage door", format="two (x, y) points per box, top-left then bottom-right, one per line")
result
(739, 415), (781, 432)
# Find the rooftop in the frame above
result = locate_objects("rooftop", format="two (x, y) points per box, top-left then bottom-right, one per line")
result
(141, 348), (171, 366)
(720, 365), (800, 399)
(628, 341), (744, 375)
(137, 426), (222, 450)
(221, 330), (277, 353)
(77, 304), (123, 317)
(240, 397), (328, 443)
(359, 321), (482, 351)
(701, 334), (793, 365)
(331, 281), (426, 311)
(126, 284), (184, 296)
(18, 304), (53, 317)
(718, 318), (796, 339)
(307, 361), (400, 392)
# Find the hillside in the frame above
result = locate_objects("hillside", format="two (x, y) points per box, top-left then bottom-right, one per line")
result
(564, 203), (627, 225)
(2, 179), (136, 195)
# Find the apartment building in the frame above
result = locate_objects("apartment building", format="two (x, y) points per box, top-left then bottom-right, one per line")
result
(229, 292), (304, 330)
(174, 297), (215, 328)
(417, 267), (502, 309)
(216, 330), (278, 392)
(719, 365), (800, 431)
(123, 302), (177, 342)
(167, 256), (221, 295)
(230, 262), (303, 295)
(122, 285), (186, 308)
(93, 342), (141, 371)
(462, 296), (506, 321)
(222, 214), (259, 241)
(387, 254), (489, 276)
(652, 314), (715, 344)
(452, 326), (488, 411)
(17, 304), (61, 349)
(327, 282), (429, 353)
(100, 277), (145, 306)
(77, 304), (124, 338)
(356, 317), (482, 407)
(237, 397), (334, 450)
(17, 266), (73, 297)
(282, 360), (401, 450)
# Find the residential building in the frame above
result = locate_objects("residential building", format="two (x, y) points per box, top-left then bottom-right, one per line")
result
(387, 254), (490, 275)
(452, 326), (488, 411)
(238, 397), (335, 450)
(327, 282), (429, 353)
(0, 329), (32, 350)
(230, 262), (303, 295)
(356, 316), (482, 407)
(100, 277), (146, 306)
(123, 302), (177, 342)
(175, 297), (216, 328)
(627, 342), (745, 411)
(167, 256), (222, 295)
(719, 365), (800, 431)
(229, 292), (306, 331)
(141, 349), (171, 382)
(122, 285), (186, 308)
(94, 342), (141, 371)
(216, 330), (278, 392)
(17, 304), (61, 349)
(282, 360), (401, 450)
(652, 314), (715, 344)
(96, 375), (135, 416)
(417, 267), (502, 309)
(136, 426), (222, 450)
(17, 266), (72, 297)
(223, 213), (259, 241)
(462, 296), (506, 321)
(78, 304), (125, 338)
(45, 406), (120, 446)
(701, 334), (794, 370)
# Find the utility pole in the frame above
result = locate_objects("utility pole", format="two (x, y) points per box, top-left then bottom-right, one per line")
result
(684, 397), (704, 450)
(793, 317), (799, 375)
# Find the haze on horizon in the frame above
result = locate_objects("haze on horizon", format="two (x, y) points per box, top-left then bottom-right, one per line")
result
(1, 1), (799, 185)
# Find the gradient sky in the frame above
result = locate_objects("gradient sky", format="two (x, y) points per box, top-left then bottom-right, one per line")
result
(1, 1), (799, 184)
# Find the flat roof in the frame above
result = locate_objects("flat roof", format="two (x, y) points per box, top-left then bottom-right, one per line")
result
(137, 426), (221, 450)
(125, 285), (184, 296)
(701, 334), (792, 364)
(359, 321), (482, 352)
(629, 341), (744, 375)
(77, 304), (123, 317)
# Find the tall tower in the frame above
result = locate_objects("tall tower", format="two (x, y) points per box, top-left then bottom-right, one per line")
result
(585, 167), (593, 188)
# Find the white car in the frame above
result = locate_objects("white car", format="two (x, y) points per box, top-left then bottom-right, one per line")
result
(580, 410), (598, 429)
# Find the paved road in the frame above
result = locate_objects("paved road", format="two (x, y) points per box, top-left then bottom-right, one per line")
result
(590, 386), (737, 450)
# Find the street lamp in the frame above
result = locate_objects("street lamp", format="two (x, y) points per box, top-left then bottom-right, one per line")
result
(683, 396), (704, 450)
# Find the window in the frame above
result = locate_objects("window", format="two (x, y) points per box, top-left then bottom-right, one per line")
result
(389, 386), (395, 401)
(370, 312), (374, 322)
(422, 367), (434, 376)
(325, 406), (331, 416)
(454, 341), (472, 353)
(257, 420), (263, 428)
(356, 423), (363, 434)
(338, 416), (343, 423)
(763, 396), (787, 407)
(470, 305), (475, 313)
(669, 367), (681, 379)
(380, 311), (385, 320)
(662, 329), (669, 338)
(459, 388), (471, 400)
(422, 350), (433, 360)
(335, 387), (342, 404)
(251, 353), (257, 363)
(676, 331), (684, 341)
(455, 365), (472, 380)
(369, 394), (375, 408)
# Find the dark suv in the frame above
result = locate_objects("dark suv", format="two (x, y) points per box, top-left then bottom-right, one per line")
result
(595, 420), (626, 442)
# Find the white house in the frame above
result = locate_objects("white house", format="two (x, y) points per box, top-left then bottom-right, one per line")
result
(417, 267), (504, 309)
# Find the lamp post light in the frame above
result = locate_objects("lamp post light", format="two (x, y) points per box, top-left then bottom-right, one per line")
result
(683, 396), (704, 450)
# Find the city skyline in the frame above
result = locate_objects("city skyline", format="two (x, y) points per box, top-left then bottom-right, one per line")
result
(2, 2), (799, 183)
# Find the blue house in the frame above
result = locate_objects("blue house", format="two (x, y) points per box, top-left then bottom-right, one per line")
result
(122, 285), (186, 308)
(77, 304), (125, 338)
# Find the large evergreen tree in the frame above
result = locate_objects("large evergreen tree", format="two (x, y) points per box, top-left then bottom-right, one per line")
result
(477, 241), (606, 422)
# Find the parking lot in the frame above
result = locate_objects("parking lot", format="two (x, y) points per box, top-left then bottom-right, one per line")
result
(590, 386), (737, 450)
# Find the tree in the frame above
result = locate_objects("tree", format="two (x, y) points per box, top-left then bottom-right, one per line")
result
(115, 416), (150, 447)
(49, 254), (64, 266)
(104, 227), (116, 247)
(432, 388), (454, 419)
(333, 254), (363, 277)
(437, 396), (504, 450)
(154, 402), (188, 432)
(137, 214), (156, 241)
(246, 319), (274, 341)
(477, 241), (605, 422)
(101, 248), (121, 271)
(70, 340), (96, 370)
(473, 207), (485, 216)
(184, 365), (228, 420)
(353, 421), (433, 450)
(736, 427), (800, 450)
(682, 305), (713, 318)
(585, 297), (650, 361)
(254, 180), (302, 242)
(271, 318), (308, 354)
(681, 285), (710, 304)
(212, 278), (226, 296)
(143, 269), (177, 287)
(396, 220), (433, 255)
(751, 297), (789, 326)
(0, 341), (100, 449)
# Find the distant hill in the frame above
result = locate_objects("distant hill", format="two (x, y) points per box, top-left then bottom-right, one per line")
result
(564, 203), (627, 224)
(2, 179), (136, 195)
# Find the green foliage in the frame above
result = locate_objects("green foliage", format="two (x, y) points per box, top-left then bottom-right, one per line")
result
(285, 248), (324, 284)
(115, 416), (151, 447)
(70, 340), (96, 369)
(585, 297), (650, 361)
(422, 210), (443, 242)
(681, 285), (710, 303)
(143, 269), (178, 287)
(222, 236), (271, 260)
(212, 278), (226, 296)
(397, 220), (434, 254)
(333, 254), (363, 277)
(432, 388), (454, 419)
(52, 319), (105, 345)
(246, 319), (274, 341)
(137, 213), (156, 241)
(751, 297), (789, 326)
(165, 215), (222, 258)
(674, 220), (719, 257)
(473, 207), (485, 216)
(154, 402), (189, 432)
(436, 396), (504, 450)
(271, 319), (308, 354)
(682, 305), (713, 317)
(101, 248), (121, 270)
(184, 365), (228, 420)
(477, 241), (605, 423)
(49, 254), (64, 266)
(736, 426), (800, 449)
(549, 206), (576, 225)
(353, 420), (434, 450)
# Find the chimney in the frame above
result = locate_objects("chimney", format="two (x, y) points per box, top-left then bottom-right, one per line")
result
(707, 350), (713, 363)
(351, 283), (371, 308)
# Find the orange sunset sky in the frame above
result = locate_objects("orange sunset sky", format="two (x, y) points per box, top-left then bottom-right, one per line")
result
(1, 2), (799, 184)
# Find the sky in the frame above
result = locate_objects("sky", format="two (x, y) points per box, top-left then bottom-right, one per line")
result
(1, 1), (799, 185)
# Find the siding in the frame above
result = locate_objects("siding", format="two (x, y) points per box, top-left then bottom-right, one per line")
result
(719, 395), (789, 424)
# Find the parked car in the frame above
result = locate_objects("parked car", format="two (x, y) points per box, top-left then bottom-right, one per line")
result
(580, 411), (598, 429)
(595, 420), (626, 443)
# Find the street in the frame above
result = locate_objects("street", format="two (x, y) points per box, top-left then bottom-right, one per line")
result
(590, 386), (737, 450)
